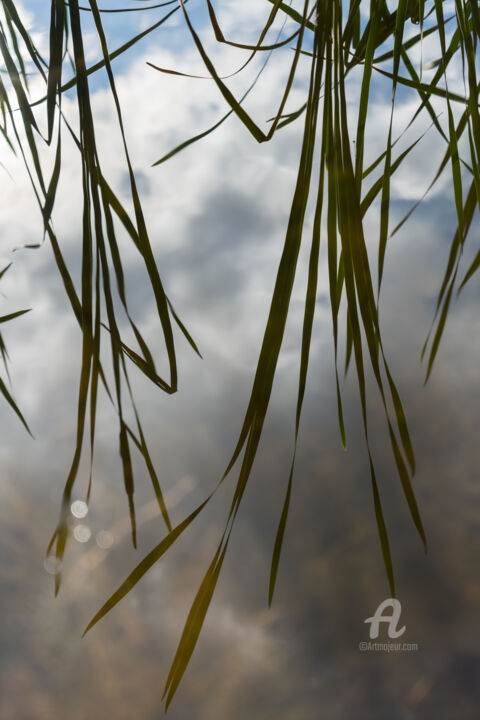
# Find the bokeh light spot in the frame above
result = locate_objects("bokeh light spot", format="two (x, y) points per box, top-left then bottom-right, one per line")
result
(71, 500), (88, 519)
(73, 524), (92, 543)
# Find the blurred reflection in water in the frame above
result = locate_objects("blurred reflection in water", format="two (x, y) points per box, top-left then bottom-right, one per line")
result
(0, 26), (479, 719)
(1, 227), (480, 719)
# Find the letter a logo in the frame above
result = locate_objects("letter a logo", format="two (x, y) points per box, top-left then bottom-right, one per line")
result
(364, 598), (406, 639)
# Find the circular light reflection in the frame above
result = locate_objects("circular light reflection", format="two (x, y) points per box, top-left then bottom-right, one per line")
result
(96, 530), (114, 549)
(73, 524), (92, 543)
(44, 556), (63, 575)
(71, 500), (88, 519)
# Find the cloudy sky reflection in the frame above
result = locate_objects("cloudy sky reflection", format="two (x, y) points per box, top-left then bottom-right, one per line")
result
(0, 2), (479, 719)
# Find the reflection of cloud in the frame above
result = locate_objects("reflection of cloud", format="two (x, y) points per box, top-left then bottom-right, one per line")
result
(0, 4), (480, 719)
